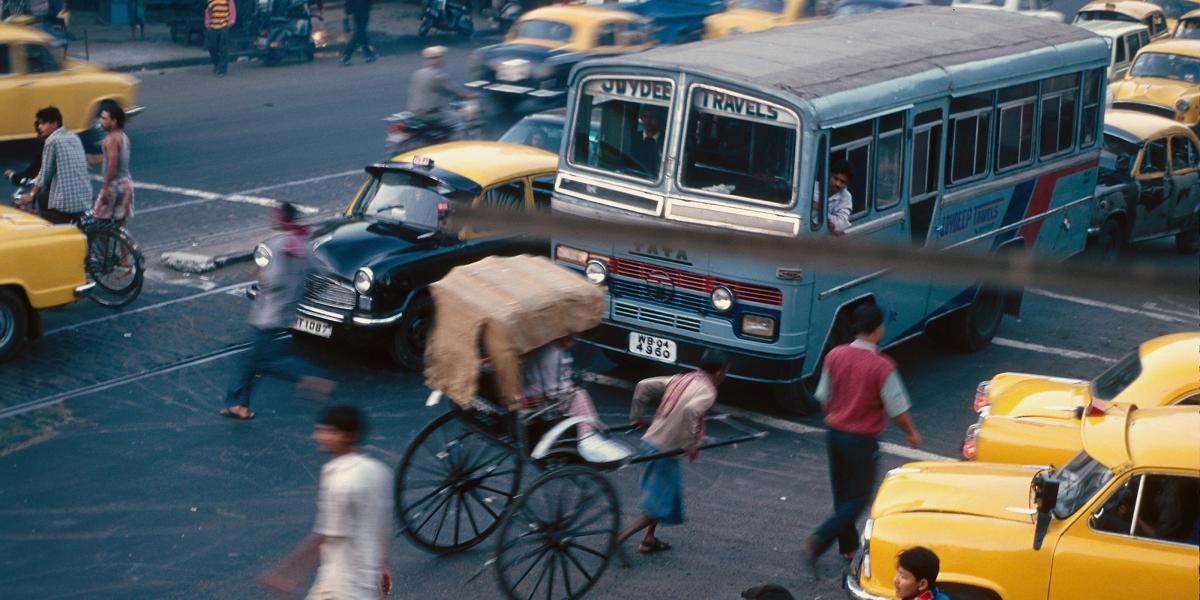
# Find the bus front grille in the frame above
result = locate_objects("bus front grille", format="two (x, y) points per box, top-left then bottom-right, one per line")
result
(613, 301), (702, 332)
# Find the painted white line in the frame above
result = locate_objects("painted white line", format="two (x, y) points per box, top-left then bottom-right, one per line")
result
(1030, 288), (1189, 324)
(45, 281), (251, 336)
(582, 372), (952, 462)
(91, 177), (319, 215)
(1142, 302), (1200, 321)
(237, 169), (362, 194)
(993, 337), (1117, 363)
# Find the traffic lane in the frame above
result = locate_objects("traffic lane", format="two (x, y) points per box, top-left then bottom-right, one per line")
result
(0, 343), (895, 600)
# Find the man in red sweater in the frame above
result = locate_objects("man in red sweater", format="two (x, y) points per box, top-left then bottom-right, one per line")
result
(801, 303), (921, 579)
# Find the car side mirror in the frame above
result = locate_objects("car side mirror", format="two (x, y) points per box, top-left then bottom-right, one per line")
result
(1116, 155), (1132, 174)
(1031, 470), (1060, 550)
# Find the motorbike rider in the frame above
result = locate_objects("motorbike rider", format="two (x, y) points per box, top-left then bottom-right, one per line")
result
(407, 45), (477, 136)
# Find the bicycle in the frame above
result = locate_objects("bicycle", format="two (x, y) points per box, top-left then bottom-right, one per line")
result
(10, 178), (145, 308)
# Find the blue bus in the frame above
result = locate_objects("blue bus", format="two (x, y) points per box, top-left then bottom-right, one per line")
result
(550, 7), (1109, 411)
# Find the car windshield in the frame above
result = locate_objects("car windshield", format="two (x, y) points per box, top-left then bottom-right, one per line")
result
(1075, 10), (1140, 23)
(1090, 348), (1143, 401)
(1129, 51), (1200, 82)
(732, 0), (786, 12)
(1151, 0), (1195, 18)
(499, 117), (564, 153)
(1054, 451), (1116, 519)
(1177, 18), (1200, 38)
(513, 19), (573, 42)
(570, 77), (673, 181)
(356, 170), (461, 231)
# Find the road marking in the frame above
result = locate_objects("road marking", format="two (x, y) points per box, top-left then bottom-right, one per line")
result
(1030, 288), (1190, 324)
(237, 169), (362, 194)
(992, 337), (1117, 363)
(44, 281), (251, 336)
(581, 372), (951, 462)
(90, 177), (319, 215)
(1142, 302), (1200, 321)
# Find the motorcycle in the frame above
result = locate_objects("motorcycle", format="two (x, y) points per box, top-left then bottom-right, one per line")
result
(418, 0), (473, 38)
(493, 0), (521, 33)
(384, 100), (483, 156)
(253, 0), (317, 66)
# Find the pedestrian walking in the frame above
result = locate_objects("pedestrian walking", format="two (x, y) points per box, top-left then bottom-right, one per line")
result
(87, 99), (135, 227)
(204, 0), (236, 76)
(894, 547), (950, 600)
(340, 0), (375, 65)
(741, 583), (795, 600)
(219, 202), (335, 420)
(17, 107), (91, 225)
(801, 303), (921, 579)
(616, 349), (730, 555)
(259, 405), (394, 599)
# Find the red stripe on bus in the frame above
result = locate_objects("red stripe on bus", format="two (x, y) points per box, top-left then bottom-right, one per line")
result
(1017, 159), (1097, 248)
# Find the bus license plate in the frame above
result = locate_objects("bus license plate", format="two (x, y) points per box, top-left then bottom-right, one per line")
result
(628, 332), (676, 364)
(294, 316), (333, 339)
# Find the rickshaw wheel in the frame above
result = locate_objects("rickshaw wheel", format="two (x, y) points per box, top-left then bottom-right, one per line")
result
(395, 411), (523, 554)
(495, 467), (619, 600)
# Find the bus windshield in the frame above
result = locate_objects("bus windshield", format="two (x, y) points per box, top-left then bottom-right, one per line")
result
(680, 87), (799, 204)
(571, 77), (674, 181)
(1129, 52), (1200, 82)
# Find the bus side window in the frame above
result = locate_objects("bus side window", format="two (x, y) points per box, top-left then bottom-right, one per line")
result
(909, 109), (942, 246)
(811, 135), (827, 231)
(1040, 73), (1080, 159)
(996, 82), (1037, 172)
(945, 91), (993, 185)
(831, 119), (872, 217)
(875, 111), (905, 211)
(1080, 68), (1104, 148)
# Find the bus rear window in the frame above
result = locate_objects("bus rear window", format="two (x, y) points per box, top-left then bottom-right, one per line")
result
(570, 77), (673, 181)
(680, 87), (798, 204)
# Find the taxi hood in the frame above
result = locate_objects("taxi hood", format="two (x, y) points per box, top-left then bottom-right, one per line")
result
(306, 218), (442, 279)
(871, 462), (1041, 524)
(986, 373), (1091, 420)
(1112, 78), (1196, 107)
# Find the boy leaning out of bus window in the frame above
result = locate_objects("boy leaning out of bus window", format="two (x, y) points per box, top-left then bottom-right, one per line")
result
(823, 160), (854, 237)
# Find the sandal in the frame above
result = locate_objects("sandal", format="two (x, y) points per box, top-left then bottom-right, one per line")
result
(219, 406), (255, 420)
(638, 538), (672, 554)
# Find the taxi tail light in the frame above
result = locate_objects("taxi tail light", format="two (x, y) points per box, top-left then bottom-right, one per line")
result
(962, 424), (980, 460)
(972, 380), (992, 413)
(1085, 397), (1105, 418)
(388, 122), (407, 134)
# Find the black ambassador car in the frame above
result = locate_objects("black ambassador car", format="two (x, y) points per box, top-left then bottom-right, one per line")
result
(467, 5), (655, 112)
(257, 142), (558, 369)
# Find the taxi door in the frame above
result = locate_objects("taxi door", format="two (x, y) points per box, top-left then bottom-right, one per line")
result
(0, 42), (28, 139)
(14, 42), (90, 131)
(1132, 136), (1173, 236)
(1167, 134), (1199, 227)
(1047, 472), (1200, 599)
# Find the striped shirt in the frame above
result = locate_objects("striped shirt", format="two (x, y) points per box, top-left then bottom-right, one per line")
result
(35, 127), (92, 215)
(206, 0), (231, 29)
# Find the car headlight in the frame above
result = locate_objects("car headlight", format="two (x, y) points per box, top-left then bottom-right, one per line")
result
(354, 267), (374, 294)
(710, 286), (734, 313)
(585, 259), (608, 285)
(861, 518), (874, 580)
(1176, 98), (1192, 113)
(740, 314), (776, 338)
(253, 243), (272, 268)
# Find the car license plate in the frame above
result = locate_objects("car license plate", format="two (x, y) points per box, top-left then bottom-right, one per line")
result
(294, 316), (333, 338)
(628, 332), (676, 364)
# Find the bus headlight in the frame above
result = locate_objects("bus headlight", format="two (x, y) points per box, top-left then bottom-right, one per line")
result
(354, 267), (374, 294)
(253, 243), (272, 268)
(585, 259), (608, 285)
(710, 286), (734, 312)
(740, 314), (776, 338)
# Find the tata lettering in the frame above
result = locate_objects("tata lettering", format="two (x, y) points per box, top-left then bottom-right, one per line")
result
(593, 79), (672, 102)
(632, 243), (691, 263)
(697, 89), (780, 122)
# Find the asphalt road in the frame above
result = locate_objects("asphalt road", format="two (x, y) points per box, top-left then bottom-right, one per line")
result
(1, 39), (1198, 600)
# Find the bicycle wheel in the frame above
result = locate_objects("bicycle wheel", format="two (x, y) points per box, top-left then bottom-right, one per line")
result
(85, 225), (144, 308)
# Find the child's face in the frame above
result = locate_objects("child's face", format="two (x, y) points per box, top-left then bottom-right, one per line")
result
(893, 565), (926, 598)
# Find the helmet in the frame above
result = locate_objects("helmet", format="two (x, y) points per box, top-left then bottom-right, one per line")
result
(422, 45), (448, 59)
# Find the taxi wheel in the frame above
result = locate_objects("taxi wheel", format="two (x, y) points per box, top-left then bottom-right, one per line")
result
(1088, 218), (1123, 262)
(1176, 216), (1199, 254)
(0, 289), (29, 363)
(390, 295), (433, 371)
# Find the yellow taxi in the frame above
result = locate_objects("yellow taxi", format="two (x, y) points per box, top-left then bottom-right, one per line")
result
(848, 403), (1200, 600)
(961, 333), (1200, 466)
(0, 206), (92, 361)
(1110, 40), (1200, 131)
(1173, 6), (1200, 36)
(702, 0), (817, 40)
(1074, 0), (1172, 39)
(0, 22), (142, 143)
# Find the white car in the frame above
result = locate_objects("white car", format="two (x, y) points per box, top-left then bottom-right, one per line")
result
(1078, 20), (1152, 80)
(951, 0), (1065, 22)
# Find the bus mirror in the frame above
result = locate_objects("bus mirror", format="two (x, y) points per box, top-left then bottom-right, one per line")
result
(1031, 470), (1059, 550)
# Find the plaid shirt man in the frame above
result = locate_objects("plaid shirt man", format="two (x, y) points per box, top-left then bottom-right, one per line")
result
(35, 127), (92, 215)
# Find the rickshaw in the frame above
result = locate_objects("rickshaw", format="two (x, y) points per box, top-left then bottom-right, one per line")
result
(393, 254), (764, 600)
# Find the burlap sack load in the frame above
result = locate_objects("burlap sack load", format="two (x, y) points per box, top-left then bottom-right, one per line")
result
(424, 255), (605, 410)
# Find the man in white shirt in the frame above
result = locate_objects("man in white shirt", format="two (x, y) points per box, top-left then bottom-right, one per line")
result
(825, 160), (854, 236)
(260, 406), (393, 600)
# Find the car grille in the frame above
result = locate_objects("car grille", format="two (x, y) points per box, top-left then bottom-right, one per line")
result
(1112, 101), (1176, 120)
(613, 301), (702, 333)
(303, 274), (356, 311)
(610, 278), (710, 314)
(610, 257), (783, 306)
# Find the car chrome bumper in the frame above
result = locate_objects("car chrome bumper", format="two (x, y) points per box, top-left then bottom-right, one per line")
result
(295, 302), (404, 328)
(74, 282), (95, 297)
(465, 80), (563, 98)
(844, 573), (889, 600)
(125, 106), (146, 118)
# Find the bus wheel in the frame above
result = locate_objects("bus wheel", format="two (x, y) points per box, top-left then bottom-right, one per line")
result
(930, 286), (1004, 353)
(771, 377), (820, 415)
